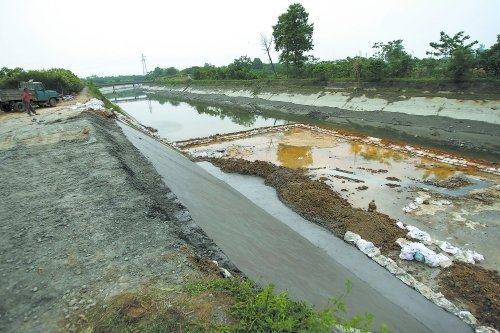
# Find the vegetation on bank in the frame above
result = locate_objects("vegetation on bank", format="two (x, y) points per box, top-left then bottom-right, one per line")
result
(149, 30), (499, 85)
(0, 67), (84, 93)
(70, 276), (388, 333)
(85, 3), (499, 89)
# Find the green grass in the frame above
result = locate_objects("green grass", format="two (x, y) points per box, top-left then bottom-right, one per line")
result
(67, 277), (389, 333)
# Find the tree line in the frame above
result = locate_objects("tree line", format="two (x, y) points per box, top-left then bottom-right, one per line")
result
(0, 67), (84, 93)
(144, 3), (499, 84)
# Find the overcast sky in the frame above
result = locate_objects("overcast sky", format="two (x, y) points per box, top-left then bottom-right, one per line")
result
(1, 0), (498, 78)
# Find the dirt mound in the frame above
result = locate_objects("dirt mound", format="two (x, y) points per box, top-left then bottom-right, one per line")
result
(439, 262), (500, 329)
(424, 174), (473, 189)
(209, 158), (406, 252)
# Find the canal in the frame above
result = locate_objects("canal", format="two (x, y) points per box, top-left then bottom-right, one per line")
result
(105, 88), (498, 332)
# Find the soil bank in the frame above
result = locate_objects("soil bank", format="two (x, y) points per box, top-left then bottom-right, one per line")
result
(0, 98), (235, 333)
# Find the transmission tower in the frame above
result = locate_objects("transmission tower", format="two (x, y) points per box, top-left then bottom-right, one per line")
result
(141, 53), (148, 75)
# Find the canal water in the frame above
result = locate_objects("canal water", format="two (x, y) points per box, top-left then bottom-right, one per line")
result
(108, 90), (498, 265)
(107, 92), (290, 142)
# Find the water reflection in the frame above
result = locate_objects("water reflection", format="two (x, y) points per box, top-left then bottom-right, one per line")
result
(350, 143), (404, 165)
(277, 144), (313, 169)
(416, 163), (456, 179)
(107, 91), (289, 141)
(153, 94), (265, 127)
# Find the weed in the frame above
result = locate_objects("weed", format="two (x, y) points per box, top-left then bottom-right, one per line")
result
(68, 277), (389, 333)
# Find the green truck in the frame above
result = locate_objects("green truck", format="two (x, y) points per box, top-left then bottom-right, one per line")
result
(0, 81), (60, 112)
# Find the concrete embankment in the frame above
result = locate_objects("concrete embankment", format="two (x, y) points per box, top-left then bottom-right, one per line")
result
(145, 84), (500, 162)
(148, 85), (500, 124)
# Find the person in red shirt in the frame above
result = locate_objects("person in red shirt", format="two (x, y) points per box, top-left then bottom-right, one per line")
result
(21, 88), (37, 116)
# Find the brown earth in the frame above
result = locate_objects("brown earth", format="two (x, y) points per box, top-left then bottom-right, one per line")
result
(439, 263), (500, 329)
(202, 157), (500, 330)
(0, 96), (239, 333)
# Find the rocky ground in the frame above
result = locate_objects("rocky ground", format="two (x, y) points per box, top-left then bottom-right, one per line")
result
(0, 93), (236, 333)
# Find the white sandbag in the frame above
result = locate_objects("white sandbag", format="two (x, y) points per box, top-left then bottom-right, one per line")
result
(437, 253), (453, 268)
(406, 225), (432, 242)
(399, 244), (416, 260)
(71, 98), (105, 111)
(458, 311), (478, 326)
(355, 238), (374, 251)
(475, 326), (500, 333)
(344, 231), (361, 244)
(362, 246), (381, 258)
(399, 242), (440, 267)
(438, 241), (461, 255)
(455, 250), (485, 264)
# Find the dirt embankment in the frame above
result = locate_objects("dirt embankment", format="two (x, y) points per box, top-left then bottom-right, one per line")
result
(0, 103), (236, 333)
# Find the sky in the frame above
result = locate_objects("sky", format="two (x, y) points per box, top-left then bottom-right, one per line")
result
(1, 0), (499, 78)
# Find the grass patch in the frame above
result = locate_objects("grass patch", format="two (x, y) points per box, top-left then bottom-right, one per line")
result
(65, 277), (389, 333)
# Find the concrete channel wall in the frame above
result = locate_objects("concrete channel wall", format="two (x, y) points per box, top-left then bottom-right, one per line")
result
(146, 85), (500, 125)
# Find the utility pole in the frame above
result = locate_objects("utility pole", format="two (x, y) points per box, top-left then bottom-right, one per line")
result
(141, 53), (148, 75)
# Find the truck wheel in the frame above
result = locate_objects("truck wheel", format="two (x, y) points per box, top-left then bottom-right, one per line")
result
(48, 98), (57, 107)
(1, 104), (11, 112)
(14, 102), (25, 112)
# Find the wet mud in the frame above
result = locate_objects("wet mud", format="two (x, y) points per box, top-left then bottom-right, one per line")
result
(439, 262), (500, 329)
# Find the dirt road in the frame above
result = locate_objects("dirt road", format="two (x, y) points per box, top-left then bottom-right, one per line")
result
(0, 101), (233, 333)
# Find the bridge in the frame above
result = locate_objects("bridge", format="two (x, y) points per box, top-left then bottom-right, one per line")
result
(94, 80), (154, 88)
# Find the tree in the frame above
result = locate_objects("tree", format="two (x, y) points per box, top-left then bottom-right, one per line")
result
(373, 39), (413, 77)
(478, 35), (500, 77)
(227, 56), (256, 80)
(412, 57), (444, 78)
(362, 58), (386, 81)
(427, 31), (478, 82)
(272, 3), (314, 77)
(311, 62), (334, 81)
(448, 47), (475, 82)
(165, 67), (179, 76)
(261, 34), (278, 78)
(252, 58), (264, 70)
(427, 31), (478, 58)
